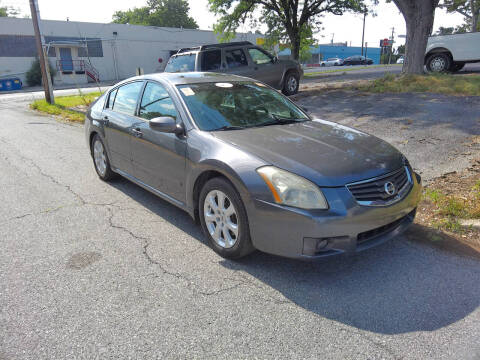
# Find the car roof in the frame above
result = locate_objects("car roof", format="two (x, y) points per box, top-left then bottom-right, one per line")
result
(117, 72), (253, 87)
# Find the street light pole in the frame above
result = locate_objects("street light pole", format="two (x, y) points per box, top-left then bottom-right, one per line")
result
(361, 11), (366, 56)
(29, 0), (54, 104)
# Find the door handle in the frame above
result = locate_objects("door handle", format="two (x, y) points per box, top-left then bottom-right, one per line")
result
(131, 128), (143, 138)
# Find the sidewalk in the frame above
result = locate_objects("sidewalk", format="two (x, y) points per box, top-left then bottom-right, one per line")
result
(0, 82), (113, 103)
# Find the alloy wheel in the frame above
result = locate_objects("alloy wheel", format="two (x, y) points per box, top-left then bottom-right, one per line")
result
(93, 139), (107, 176)
(203, 190), (239, 249)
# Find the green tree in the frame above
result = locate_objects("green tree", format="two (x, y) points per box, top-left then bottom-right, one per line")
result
(112, 0), (198, 29)
(208, 0), (365, 61)
(0, 1), (19, 17)
(435, 26), (455, 35)
(442, 0), (480, 32)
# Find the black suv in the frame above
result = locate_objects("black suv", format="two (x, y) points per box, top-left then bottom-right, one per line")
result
(164, 41), (303, 95)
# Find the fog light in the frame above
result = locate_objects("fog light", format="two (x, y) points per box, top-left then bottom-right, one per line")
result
(303, 237), (330, 256)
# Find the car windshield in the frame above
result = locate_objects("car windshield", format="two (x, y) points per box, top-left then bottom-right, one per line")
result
(164, 54), (196, 73)
(177, 82), (309, 131)
(327, 58), (337, 61)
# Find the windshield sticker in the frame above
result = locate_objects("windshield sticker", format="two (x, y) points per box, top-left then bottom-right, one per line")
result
(181, 87), (195, 96)
(215, 82), (233, 88)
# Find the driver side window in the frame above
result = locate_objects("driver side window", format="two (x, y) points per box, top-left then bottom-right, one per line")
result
(139, 82), (178, 121)
(248, 48), (273, 65)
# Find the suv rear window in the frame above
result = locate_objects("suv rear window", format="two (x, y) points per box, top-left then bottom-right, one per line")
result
(201, 50), (222, 71)
(164, 54), (196, 73)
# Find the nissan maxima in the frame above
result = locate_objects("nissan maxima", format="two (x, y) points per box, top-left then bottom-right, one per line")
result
(85, 72), (422, 260)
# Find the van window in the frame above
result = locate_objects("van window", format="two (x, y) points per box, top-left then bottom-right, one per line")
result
(164, 54), (196, 72)
(201, 50), (222, 71)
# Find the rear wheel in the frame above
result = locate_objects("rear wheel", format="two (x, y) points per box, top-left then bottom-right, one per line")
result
(426, 53), (451, 73)
(199, 177), (254, 259)
(282, 71), (300, 96)
(91, 134), (116, 181)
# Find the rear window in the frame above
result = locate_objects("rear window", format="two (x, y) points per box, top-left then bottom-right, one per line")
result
(164, 54), (196, 73)
(201, 50), (222, 71)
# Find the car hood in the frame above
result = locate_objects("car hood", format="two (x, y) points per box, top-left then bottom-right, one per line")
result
(212, 119), (405, 187)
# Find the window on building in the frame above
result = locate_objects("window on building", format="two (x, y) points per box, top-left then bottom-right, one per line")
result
(201, 50), (222, 71)
(139, 82), (178, 121)
(112, 82), (143, 115)
(247, 48), (272, 65)
(225, 49), (248, 68)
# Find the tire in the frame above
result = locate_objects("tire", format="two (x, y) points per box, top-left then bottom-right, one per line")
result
(450, 62), (465, 72)
(321, 63), (326, 67)
(91, 134), (117, 181)
(426, 53), (451, 73)
(199, 177), (255, 259)
(282, 71), (300, 96)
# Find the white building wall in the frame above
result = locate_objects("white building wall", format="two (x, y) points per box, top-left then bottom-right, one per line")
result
(0, 17), (262, 85)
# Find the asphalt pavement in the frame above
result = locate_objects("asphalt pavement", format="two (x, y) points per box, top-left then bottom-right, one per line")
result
(1, 94), (480, 358)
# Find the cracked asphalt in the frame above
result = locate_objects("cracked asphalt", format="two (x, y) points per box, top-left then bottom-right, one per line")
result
(1, 98), (480, 360)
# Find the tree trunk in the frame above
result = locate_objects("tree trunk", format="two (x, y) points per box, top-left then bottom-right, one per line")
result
(289, 32), (301, 61)
(393, 0), (437, 74)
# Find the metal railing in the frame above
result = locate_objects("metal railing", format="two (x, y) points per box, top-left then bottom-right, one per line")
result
(56, 59), (86, 73)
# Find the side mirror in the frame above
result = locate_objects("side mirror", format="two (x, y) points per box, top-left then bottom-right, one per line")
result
(149, 116), (184, 135)
(273, 56), (278, 63)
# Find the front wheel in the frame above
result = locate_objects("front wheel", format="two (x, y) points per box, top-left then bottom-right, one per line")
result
(426, 53), (451, 73)
(282, 72), (300, 96)
(199, 177), (254, 259)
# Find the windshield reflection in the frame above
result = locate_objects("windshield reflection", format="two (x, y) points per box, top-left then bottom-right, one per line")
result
(177, 82), (309, 131)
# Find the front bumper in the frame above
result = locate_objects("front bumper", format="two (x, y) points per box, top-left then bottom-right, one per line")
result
(247, 172), (422, 260)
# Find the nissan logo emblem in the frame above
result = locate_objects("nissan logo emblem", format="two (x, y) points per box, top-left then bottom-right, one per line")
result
(384, 182), (396, 196)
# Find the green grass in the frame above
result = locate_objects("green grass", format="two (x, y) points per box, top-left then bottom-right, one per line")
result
(360, 73), (480, 96)
(30, 91), (102, 122)
(423, 186), (480, 233)
(303, 64), (401, 77)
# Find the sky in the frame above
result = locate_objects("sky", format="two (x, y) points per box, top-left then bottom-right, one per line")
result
(3, 0), (465, 48)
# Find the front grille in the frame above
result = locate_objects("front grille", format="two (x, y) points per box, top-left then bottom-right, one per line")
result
(347, 167), (412, 206)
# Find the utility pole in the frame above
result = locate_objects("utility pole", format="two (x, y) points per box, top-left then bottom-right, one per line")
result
(388, 27), (395, 65)
(29, 0), (54, 104)
(361, 11), (366, 56)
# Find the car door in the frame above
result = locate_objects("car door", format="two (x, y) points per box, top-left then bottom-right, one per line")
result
(224, 48), (254, 78)
(102, 81), (144, 174)
(245, 47), (281, 87)
(130, 81), (186, 204)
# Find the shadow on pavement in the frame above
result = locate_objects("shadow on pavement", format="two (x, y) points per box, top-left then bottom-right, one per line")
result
(108, 178), (480, 336)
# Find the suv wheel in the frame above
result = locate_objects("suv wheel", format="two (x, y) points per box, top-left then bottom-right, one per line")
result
(282, 72), (299, 96)
(426, 53), (451, 73)
(199, 177), (254, 259)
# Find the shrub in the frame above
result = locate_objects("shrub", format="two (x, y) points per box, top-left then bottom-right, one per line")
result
(25, 58), (57, 86)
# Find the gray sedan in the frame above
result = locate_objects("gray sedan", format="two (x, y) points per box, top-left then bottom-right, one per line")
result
(85, 72), (422, 260)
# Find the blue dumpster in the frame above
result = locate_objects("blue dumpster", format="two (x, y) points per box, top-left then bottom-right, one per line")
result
(0, 77), (23, 91)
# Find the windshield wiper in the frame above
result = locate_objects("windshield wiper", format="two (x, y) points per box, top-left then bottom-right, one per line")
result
(254, 114), (307, 128)
(213, 125), (244, 131)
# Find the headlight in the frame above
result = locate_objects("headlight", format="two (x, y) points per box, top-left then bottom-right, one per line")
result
(257, 166), (328, 209)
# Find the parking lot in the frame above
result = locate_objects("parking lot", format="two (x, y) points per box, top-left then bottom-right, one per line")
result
(1, 87), (480, 359)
